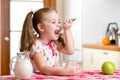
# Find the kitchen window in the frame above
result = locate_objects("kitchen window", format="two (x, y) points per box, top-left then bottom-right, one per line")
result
(10, 0), (43, 74)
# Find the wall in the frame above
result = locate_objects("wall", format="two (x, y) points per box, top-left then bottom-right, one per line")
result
(83, 0), (120, 44)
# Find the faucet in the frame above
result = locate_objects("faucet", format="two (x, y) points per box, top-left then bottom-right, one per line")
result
(105, 23), (119, 45)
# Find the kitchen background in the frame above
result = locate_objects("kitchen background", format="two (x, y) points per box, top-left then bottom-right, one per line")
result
(83, 0), (120, 44)
(10, 0), (120, 74)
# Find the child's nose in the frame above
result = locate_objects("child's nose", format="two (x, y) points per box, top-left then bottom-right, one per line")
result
(57, 23), (61, 28)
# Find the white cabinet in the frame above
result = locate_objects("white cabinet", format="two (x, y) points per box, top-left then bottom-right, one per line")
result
(83, 48), (120, 71)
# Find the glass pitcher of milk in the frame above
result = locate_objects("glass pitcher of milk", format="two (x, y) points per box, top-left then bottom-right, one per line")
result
(10, 51), (33, 79)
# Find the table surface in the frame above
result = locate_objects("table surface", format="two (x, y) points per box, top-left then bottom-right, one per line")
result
(1, 70), (120, 80)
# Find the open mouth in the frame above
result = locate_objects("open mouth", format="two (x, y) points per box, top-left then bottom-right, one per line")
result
(54, 29), (61, 35)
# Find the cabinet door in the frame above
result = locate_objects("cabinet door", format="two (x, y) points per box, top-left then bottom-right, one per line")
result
(83, 48), (120, 71)
(93, 49), (120, 70)
(83, 48), (94, 70)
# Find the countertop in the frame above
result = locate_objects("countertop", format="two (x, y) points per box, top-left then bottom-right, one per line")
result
(82, 44), (120, 52)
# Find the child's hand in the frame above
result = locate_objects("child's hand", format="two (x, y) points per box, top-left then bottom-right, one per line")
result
(63, 66), (81, 75)
(63, 18), (76, 30)
(63, 61), (81, 75)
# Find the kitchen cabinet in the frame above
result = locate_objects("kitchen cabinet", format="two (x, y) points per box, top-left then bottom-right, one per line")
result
(83, 46), (120, 71)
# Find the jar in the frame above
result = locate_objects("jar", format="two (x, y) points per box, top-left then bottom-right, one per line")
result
(10, 51), (33, 79)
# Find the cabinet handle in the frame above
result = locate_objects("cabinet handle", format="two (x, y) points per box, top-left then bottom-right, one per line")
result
(103, 52), (109, 55)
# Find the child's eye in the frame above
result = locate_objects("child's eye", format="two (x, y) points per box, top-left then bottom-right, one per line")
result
(58, 21), (61, 24)
(52, 22), (56, 24)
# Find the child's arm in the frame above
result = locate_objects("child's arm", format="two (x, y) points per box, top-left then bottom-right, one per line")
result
(58, 18), (75, 55)
(33, 53), (79, 75)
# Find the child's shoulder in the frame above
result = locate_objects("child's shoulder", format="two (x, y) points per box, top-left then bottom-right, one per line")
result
(32, 39), (42, 46)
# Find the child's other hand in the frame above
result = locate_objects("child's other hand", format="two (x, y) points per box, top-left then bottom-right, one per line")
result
(63, 61), (81, 75)
(63, 66), (81, 75)
(63, 18), (75, 30)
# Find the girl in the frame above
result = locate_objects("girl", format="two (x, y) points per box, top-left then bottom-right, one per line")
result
(20, 7), (80, 75)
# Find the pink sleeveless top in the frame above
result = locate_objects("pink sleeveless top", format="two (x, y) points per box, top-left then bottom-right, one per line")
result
(30, 40), (59, 72)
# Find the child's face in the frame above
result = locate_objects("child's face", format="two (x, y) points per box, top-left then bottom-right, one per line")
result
(41, 11), (61, 41)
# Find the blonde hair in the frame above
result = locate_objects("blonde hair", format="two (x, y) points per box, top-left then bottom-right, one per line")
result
(20, 11), (35, 52)
(20, 7), (65, 52)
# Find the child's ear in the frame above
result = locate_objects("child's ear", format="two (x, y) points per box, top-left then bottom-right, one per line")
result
(37, 23), (44, 32)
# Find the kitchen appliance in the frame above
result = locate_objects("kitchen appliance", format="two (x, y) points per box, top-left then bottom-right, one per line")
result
(117, 30), (120, 46)
(105, 23), (119, 45)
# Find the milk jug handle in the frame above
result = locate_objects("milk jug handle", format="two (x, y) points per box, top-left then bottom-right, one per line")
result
(10, 56), (17, 73)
